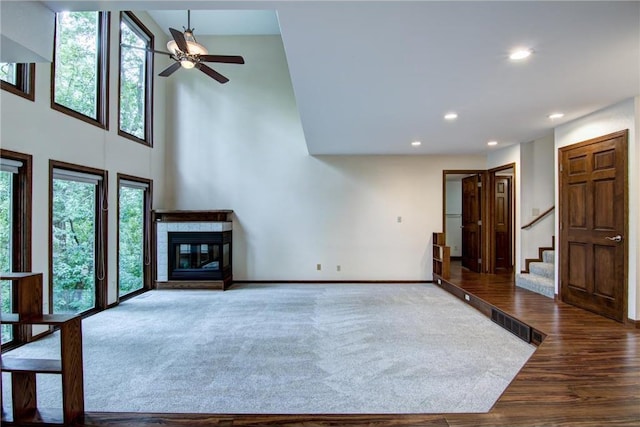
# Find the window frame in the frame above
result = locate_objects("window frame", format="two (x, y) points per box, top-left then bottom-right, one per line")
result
(50, 11), (110, 129)
(118, 11), (154, 146)
(0, 63), (35, 101)
(49, 160), (108, 317)
(116, 173), (153, 302)
(0, 149), (33, 351)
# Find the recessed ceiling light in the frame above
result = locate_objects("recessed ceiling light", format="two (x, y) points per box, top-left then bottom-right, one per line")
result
(411, 141), (422, 147)
(548, 113), (564, 120)
(444, 113), (458, 120)
(487, 141), (498, 146)
(509, 48), (533, 61)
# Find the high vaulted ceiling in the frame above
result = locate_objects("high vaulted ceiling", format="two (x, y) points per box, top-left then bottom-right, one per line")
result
(44, 1), (640, 155)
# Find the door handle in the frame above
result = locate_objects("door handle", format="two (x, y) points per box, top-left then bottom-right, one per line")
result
(605, 235), (623, 242)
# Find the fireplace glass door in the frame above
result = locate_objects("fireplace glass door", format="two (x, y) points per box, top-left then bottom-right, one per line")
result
(168, 232), (232, 281)
(177, 243), (220, 271)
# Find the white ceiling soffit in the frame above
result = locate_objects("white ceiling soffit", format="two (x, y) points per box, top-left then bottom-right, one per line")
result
(42, 1), (640, 156)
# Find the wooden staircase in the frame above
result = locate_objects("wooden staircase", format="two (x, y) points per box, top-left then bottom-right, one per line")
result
(522, 236), (555, 273)
(516, 238), (555, 299)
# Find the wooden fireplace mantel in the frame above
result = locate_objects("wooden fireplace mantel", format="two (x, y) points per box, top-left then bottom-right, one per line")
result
(153, 210), (233, 223)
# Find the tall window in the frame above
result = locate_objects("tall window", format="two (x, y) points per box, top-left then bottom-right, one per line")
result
(0, 166), (14, 344)
(0, 62), (35, 100)
(50, 162), (107, 315)
(118, 175), (152, 299)
(52, 11), (109, 128)
(0, 63), (17, 84)
(119, 12), (154, 145)
(0, 150), (32, 347)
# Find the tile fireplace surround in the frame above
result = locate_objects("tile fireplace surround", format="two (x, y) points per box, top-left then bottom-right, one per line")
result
(154, 210), (233, 290)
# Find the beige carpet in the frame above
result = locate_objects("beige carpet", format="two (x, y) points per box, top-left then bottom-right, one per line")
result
(2, 283), (535, 414)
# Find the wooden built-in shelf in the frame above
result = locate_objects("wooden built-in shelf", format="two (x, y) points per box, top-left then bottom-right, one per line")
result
(0, 272), (85, 426)
(1, 407), (65, 425)
(432, 232), (451, 280)
(2, 358), (63, 374)
(0, 313), (79, 325)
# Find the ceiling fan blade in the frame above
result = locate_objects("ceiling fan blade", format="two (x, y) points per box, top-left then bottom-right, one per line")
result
(169, 27), (189, 53)
(159, 61), (182, 77)
(199, 55), (245, 64)
(121, 44), (173, 57)
(197, 64), (229, 84)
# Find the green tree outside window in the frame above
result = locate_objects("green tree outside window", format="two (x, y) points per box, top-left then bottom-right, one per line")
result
(119, 185), (144, 295)
(53, 11), (100, 119)
(119, 18), (149, 140)
(52, 178), (97, 314)
(1, 171), (13, 343)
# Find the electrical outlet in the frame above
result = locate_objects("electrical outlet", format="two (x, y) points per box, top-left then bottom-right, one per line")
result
(437, 279), (442, 285)
(397, 216), (402, 223)
(464, 294), (470, 301)
(337, 265), (341, 272)
(316, 264), (321, 271)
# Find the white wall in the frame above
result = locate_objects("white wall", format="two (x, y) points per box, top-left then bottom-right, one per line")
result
(636, 96), (640, 321)
(487, 144), (522, 272)
(554, 97), (639, 320)
(0, 11), (169, 307)
(520, 134), (555, 268)
(164, 35), (487, 280)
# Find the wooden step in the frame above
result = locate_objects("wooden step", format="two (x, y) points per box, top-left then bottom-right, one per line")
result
(0, 313), (80, 325)
(0, 272), (42, 280)
(2, 407), (65, 425)
(2, 358), (62, 374)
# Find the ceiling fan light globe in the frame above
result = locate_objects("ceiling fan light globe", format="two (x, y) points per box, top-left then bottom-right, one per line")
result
(187, 41), (208, 55)
(166, 39), (207, 56)
(166, 40), (179, 55)
(180, 59), (196, 69)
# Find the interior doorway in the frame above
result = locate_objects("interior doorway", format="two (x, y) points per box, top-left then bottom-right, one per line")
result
(490, 164), (515, 273)
(462, 174), (482, 272)
(443, 166), (516, 275)
(443, 170), (487, 273)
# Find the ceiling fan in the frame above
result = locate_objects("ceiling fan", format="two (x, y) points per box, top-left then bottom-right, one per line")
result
(131, 10), (245, 84)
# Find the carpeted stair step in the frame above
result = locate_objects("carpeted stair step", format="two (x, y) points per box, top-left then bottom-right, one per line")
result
(516, 273), (554, 298)
(542, 250), (555, 264)
(529, 261), (555, 280)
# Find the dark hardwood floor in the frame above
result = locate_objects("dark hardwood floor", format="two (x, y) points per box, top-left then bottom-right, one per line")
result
(28, 264), (640, 426)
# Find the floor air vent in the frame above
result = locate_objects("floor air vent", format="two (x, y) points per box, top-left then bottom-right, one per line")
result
(491, 308), (531, 343)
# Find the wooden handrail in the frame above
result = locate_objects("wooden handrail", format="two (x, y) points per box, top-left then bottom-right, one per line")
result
(521, 206), (555, 229)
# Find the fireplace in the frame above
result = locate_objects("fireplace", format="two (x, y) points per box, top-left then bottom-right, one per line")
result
(154, 210), (233, 290)
(168, 232), (231, 281)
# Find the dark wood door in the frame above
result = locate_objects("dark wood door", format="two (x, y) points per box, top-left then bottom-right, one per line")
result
(494, 176), (512, 272)
(462, 175), (481, 272)
(560, 130), (627, 322)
